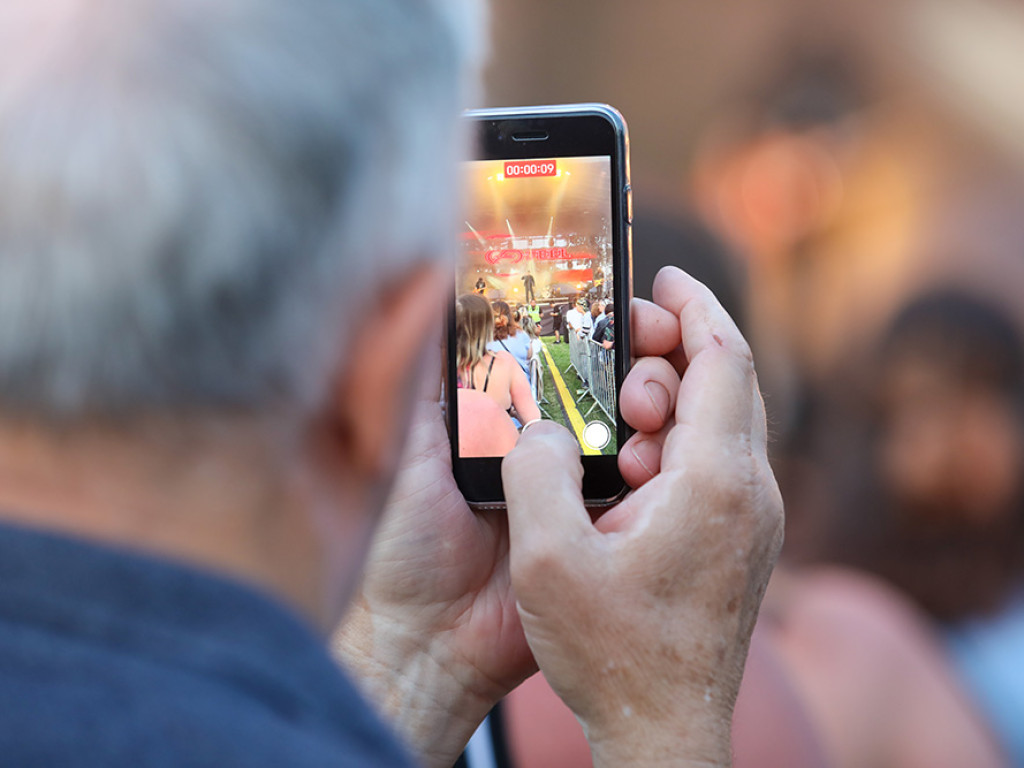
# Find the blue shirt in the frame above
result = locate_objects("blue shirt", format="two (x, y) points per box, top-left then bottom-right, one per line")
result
(945, 590), (1024, 767)
(488, 331), (531, 376)
(0, 521), (416, 767)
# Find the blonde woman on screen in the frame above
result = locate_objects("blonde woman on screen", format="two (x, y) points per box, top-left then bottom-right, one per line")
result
(456, 293), (539, 426)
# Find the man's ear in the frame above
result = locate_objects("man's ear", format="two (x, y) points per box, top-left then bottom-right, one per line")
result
(327, 263), (448, 481)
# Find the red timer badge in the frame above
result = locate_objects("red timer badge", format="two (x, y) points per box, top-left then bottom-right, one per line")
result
(503, 160), (558, 178)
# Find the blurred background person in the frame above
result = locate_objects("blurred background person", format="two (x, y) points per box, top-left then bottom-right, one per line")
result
(842, 291), (1024, 623)
(818, 290), (1024, 764)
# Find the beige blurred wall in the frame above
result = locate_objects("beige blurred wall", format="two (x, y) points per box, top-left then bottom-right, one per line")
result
(479, 0), (915, 203)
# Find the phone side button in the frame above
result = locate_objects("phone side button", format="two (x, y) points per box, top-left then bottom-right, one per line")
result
(624, 184), (633, 225)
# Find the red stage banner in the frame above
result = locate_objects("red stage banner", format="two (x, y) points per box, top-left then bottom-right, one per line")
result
(484, 248), (593, 264)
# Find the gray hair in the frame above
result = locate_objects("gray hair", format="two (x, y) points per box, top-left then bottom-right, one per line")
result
(0, 0), (484, 418)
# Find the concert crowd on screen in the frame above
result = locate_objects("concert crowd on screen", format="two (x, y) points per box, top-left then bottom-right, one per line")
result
(456, 285), (618, 458)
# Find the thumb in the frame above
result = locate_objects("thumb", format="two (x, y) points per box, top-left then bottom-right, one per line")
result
(502, 421), (592, 563)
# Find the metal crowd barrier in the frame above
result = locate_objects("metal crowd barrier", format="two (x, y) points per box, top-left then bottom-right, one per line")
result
(528, 353), (552, 420)
(567, 330), (589, 385)
(566, 332), (616, 422)
(585, 340), (616, 421)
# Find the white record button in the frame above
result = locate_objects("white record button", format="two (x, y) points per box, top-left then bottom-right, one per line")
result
(582, 421), (612, 451)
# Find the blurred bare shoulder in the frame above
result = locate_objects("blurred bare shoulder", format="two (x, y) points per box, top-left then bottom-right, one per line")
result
(762, 566), (1006, 768)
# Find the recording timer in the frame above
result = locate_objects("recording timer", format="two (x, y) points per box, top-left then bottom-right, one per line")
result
(504, 160), (558, 178)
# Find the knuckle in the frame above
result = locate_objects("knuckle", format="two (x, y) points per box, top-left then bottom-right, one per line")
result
(768, 492), (786, 553)
(675, 452), (722, 493)
(739, 461), (785, 565)
(642, 354), (678, 379)
(694, 447), (781, 519)
(511, 537), (569, 590)
(729, 335), (755, 374)
(678, 453), (752, 516)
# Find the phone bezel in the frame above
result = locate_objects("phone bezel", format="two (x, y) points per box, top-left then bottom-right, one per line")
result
(448, 104), (633, 508)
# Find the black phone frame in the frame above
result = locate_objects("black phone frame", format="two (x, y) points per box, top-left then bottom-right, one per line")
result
(450, 104), (633, 508)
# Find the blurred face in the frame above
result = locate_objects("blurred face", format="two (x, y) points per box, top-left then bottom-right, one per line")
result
(879, 355), (1024, 526)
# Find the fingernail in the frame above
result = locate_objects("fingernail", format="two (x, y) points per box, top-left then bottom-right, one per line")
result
(644, 381), (670, 420)
(630, 440), (657, 479)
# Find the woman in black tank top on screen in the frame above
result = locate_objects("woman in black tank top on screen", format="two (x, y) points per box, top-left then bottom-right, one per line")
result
(455, 294), (540, 424)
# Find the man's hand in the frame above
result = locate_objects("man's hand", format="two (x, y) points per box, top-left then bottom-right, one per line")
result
(503, 266), (784, 767)
(336, 266), (782, 767)
(333, 356), (535, 768)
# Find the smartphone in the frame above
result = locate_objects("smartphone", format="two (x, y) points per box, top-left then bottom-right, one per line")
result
(448, 104), (633, 508)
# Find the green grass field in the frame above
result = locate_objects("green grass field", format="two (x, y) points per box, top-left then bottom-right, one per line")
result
(537, 339), (617, 455)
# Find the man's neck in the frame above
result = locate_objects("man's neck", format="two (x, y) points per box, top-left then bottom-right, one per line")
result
(0, 414), (350, 632)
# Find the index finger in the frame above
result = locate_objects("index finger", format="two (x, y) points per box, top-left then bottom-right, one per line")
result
(630, 297), (681, 358)
(651, 266), (747, 355)
(653, 267), (757, 446)
(630, 298), (689, 376)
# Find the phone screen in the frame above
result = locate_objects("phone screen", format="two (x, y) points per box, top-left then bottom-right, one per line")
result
(455, 153), (618, 459)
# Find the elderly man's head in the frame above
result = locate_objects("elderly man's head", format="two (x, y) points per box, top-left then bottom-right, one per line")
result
(0, 0), (483, 629)
(0, 0), (480, 418)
